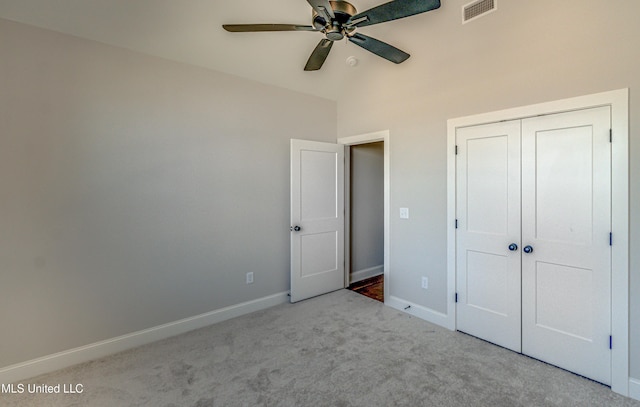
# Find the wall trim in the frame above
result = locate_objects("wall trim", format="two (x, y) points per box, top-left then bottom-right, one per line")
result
(446, 88), (629, 396)
(387, 296), (450, 327)
(0, 291), (289, 384)
(350, 265), (384, 284)
(630, 378), (640, 401)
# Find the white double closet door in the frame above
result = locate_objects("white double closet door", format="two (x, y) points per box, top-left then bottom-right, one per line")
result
(455, 106), (612, 385)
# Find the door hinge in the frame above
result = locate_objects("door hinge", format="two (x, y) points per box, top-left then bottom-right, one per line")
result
(455, 145), (458, 155)
(609, 232), (613, 246)
(609, 129), (612, 143)
(455, 292), (458, 303)
(609, 335), (613, 349)
(455, 219), (458, 229)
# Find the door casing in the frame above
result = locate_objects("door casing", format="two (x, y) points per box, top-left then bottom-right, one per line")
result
(446, 88), (629, 396)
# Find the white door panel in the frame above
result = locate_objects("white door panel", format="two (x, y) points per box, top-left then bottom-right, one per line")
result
(466, 251), (509, 316)
(300, 231), (339, 277)
(456, 120), (522, 352)
(465, 136), (510, 235)
(456, 106), (612, 385)
(521, 106), (611, 385)
(290, 139), (344, 303)
(528, 126), (594, 245)
(533, 262), (594, 340)
(300, 150), (339, 220)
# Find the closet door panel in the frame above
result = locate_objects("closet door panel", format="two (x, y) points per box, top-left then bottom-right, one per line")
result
(456, 120), (522, 352)
(521, 106), (611, 385)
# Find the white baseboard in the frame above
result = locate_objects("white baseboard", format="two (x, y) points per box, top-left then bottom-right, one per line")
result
(0, 291), (289, 384)
(350, 265), (383, 284)
(630, 378), (640, 401)
(387, 296), (451, 329)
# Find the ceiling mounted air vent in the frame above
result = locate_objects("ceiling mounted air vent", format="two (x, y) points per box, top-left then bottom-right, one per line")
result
(462, 0), (496, 24)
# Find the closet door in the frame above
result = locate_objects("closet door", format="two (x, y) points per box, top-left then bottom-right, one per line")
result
(455, 120), (522, 352)
(521, 106), (611, 385)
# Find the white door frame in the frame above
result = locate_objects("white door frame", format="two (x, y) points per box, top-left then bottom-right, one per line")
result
(446, 89), (629, 396)
(338, 130), (390, 302)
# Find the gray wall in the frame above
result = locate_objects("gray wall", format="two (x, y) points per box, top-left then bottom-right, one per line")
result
(349, 142), (384, 280)
(3, 0), (640, 383)
(336, 0), (640, 377)
(0, 19), (336, 368)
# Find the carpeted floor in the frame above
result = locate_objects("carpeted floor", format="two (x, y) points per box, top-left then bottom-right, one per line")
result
(2, 289), (639, 407)
(348, 274), (383, 302)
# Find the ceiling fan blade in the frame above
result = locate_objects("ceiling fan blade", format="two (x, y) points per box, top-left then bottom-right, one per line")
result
(304, 39), (334, 71)
(348, 33), (409, 64)
(223, 24), (317, 32)
(307, 0), (335, 21)
(347, 0), (440, 28)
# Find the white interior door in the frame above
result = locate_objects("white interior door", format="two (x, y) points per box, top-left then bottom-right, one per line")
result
(521, 106), (612, 385)
(456, 106), (612, 385)
(455, 120), (522, 352)
(290, 139), (344, 303)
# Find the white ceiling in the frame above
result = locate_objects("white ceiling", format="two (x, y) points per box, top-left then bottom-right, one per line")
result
(0, 0), (445, 100)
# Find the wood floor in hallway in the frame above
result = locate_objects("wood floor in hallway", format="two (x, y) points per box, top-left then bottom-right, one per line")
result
(348, 274), (383, 302)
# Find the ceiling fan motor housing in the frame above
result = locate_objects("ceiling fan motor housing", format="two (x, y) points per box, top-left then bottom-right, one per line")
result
(312, 0), (357, 40)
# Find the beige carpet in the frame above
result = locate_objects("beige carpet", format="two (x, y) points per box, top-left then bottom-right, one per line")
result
(2, 289), (639, 407)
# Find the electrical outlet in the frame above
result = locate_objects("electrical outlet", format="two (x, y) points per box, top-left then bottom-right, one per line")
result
(246, 272), (254, 284)
(421, 276), (428, 289)
(400, 207), (409, 219)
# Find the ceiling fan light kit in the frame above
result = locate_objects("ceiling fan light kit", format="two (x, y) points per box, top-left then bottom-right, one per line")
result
(223, 0), (441, 71)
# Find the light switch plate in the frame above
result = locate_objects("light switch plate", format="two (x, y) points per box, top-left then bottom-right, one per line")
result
(400, 207), (409, 219)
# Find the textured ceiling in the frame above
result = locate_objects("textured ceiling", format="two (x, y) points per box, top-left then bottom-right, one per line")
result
(0, 0), (444, 100)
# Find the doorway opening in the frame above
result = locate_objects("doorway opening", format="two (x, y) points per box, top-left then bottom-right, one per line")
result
(345, 141), (384, 302)
(338, 131), (390, 303)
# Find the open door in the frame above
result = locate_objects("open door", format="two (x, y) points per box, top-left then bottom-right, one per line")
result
(290, 139), (345, 302)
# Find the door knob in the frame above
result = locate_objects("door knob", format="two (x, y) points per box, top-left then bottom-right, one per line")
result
(523, 245), (533, 254)
(508, 243), (518, 251)
(290, 225), (301, 232)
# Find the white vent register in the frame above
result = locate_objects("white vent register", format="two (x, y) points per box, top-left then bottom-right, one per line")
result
(462, 0), (496, 24)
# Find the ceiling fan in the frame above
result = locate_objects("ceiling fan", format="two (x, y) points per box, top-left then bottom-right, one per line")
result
(223, 0), (441, 71)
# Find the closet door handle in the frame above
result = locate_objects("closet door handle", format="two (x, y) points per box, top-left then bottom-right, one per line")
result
(523, 245), (533, 254)
(508, 243), (518, 251)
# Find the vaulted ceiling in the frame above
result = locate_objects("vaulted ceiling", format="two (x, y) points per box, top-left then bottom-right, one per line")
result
(0, 0), (445, 100)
